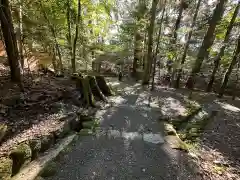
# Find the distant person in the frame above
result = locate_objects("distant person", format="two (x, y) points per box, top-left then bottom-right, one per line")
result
(166, 59), (173, 72)
(118, 71), (123, 81)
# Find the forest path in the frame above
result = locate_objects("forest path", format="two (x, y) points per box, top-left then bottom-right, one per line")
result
(45, 79), (199, 180)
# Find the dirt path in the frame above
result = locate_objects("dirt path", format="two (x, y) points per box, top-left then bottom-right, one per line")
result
(45, 83), (199, 180)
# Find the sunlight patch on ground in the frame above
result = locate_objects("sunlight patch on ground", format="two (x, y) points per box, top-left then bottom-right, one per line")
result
(216, 101), (240, 112)
(108, 82), (120, 87)
(109, 96), (127, 105)
(95, 129), (164, 144)
(122, 86), (140, 95)
(136, 92), (151, 106)
(161, 97), (186, 116)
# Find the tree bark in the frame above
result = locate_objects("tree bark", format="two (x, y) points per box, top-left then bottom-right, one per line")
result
(52, 46), (58, 72)
(186, 0), (227, 89)
(72, 0), (81, 73)
(66, 0), (73, 71)
(17, 0), (24, 70)
(133, 32), (141, 75)
(95, 76), (112, 96)
(172, 0), (186, 45)
(232, 58), (240, 100)
(76, 76), (95, 107)
(88, 76), (107, 101)
(142, 0), (158, 85)
(151, 3), (165, 91)
(174, 0), (202, 88)
(142, 31), (147, 70)
(0, 0), (22, 84)
(207, 2), (239, 92)
(219, 36), (240, 97)
(170, 0), (187, 83)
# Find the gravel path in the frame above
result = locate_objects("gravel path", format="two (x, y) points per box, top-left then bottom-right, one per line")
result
(46, 93), (199, 180)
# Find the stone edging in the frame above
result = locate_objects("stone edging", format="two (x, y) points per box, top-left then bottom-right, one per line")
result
(11, 134), (77, 180)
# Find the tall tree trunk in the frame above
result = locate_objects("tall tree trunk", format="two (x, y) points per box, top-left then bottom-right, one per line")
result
(151, 3), (165, 91)
(133, 32), (141, 75)
(207, 2), (239, 92)
(17, 0), (24, 70)
(174, 0), (202, 88)
(172, 0), (186, 45)
(232, 58), (240, 100)
(88, 20), (94, 59)
(186, 0), (227, 89)
(52, 46), (58, 72)
(133, 0), (147, 76)
(142, 0), (158, 85)
(170, 0), (187, 83)
(66, 0), (73, 70)
(39, 2), (63, 74)
(0, 0), (22, 85)
(142, 31), (147, 70)
(72, 0), (81, 73)
(219, 36), (240, 97)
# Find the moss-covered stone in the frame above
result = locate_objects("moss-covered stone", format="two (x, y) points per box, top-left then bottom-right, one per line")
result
(0, 157), (13, 180)
(40, 161), (58, 177)
(171, 105), (202, 130)
(55, 122), (71, 139)
(0, 124), (7, 144)
(40, 134), (55, 153)
(164, 123), (177, 136)
(78, 129), (93, 136)
(29, 139), (41, 160)
(82, 121), (94, 129)
(79, 114), (93, 122)
(77, 108), (96, 122)
(9, 143), (32, 175)
(69, 116), (82, 132)
(165, 135), (188, 152)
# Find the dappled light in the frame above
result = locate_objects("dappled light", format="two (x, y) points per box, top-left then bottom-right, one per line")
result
(0, 0), (240, 179)
(94, 129), (164, 145)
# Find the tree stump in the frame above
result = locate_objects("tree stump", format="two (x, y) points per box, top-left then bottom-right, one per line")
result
(76, 76), (95, 107)
(95, 76), (112, 96)
(88, 76), (107, 102)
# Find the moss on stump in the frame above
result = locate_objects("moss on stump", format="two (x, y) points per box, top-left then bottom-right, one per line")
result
(76, 77), (95, 107)
(0, 157), (13, 180)
(9, 143), (32, 175)
(88, 76), (107, 102)
(95, 76), (112, 96)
